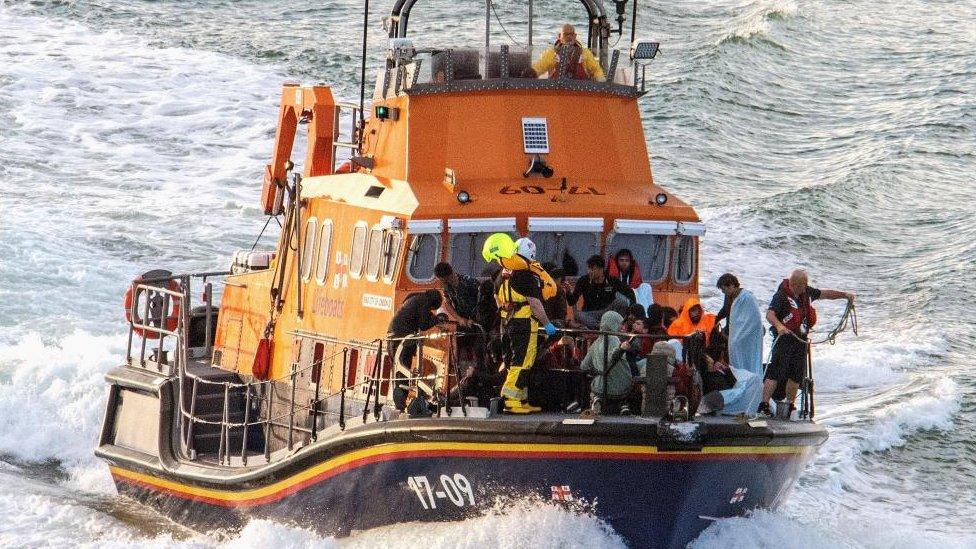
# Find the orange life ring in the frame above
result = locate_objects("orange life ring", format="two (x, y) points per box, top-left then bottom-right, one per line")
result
(124, 275), (182, 339)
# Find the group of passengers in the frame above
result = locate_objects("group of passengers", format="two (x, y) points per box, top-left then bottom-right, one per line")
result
(387, 233), (854, 419)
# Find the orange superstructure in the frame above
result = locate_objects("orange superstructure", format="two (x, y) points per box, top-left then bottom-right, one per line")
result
(216, 34), (701, 391)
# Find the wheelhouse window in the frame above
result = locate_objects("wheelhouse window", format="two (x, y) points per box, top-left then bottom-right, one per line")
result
(382, 230), (403, 283)
(672, 235), (696, 285)
(349, 222), (368, 278)
(301, 218), (318, 282)
(606, 233), (670, 283)
(527, 232), (599, 277)
(407, 233), (440, 282)
(315, 220), (334, 285)
(365, 226), (385, 281)
(449, 232), (506, 278)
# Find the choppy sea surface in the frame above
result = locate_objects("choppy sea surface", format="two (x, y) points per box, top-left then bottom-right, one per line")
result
(1, 0), (974, 546)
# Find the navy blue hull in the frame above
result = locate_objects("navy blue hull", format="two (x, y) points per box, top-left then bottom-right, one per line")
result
(111, 439), (815, 548)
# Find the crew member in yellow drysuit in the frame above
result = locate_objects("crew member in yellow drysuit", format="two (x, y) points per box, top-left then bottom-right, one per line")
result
(482, 235), (558, 414)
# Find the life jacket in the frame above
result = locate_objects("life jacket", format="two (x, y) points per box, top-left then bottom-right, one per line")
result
(549, 42), (589, 80)
(498, 254), (557, 300)
(778, 279), (817, 335)
(496, 275), (536, 323)
(607, 256), (643, 289)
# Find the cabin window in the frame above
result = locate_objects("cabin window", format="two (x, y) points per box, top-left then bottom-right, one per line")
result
(349, 222), (368, 278)
(365, 226), (385, 281)
(527, 232), (599, 277)
(407, 234), (440, 282)
(449, 232), (508, 278)
(606, 233), (670, 284)
(672, 235), (696, 285)
(382, 230), (403, 283)
(315, 220), (334, 285)
(301, 218), (318, 282)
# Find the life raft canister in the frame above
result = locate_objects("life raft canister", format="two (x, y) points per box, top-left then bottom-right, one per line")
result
(123, 269), (182, 340)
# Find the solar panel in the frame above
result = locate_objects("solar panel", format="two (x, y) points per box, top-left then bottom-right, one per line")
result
(522, 117), (550, 154)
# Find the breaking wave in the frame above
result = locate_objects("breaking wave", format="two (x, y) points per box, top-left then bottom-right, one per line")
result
(716, 0), (798, 45)
(858, 377), (959, 453)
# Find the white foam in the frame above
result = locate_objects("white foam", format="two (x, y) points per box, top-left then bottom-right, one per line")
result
(720, 0), (799, 43)
(859, 377), (959, 453)
(692, 509), (976, 549)
(0, 330), (124, 493)
(342, 500), (625, 549)
(219, 520), (337, 549)
(812, 331), (944, 393)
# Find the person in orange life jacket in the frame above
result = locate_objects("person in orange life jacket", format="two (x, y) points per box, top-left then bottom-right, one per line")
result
(527, 24), (606, 81)
(608, 249), (642, 289)
(667, 297), (717, 345)
(758, 269), (855, 417)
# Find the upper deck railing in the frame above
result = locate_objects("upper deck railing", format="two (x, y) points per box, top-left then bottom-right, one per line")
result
(375, 45), (648, 101)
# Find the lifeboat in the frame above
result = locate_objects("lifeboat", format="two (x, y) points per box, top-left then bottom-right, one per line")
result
(95, 1), (827, 547)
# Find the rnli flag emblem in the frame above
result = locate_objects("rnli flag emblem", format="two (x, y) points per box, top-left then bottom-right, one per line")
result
(551, 485), (573, 502)
(729, 487), (748, 504)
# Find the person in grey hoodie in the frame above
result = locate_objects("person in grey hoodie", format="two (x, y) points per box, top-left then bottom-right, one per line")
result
(580, 310), (635, 414)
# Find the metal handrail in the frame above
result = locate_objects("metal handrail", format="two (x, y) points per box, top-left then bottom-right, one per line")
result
(125, 272), (749, 469)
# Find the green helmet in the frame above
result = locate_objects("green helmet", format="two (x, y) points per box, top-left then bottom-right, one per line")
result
(482, 233), (518, 263)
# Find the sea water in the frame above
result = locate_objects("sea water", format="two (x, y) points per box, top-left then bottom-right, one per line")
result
(1, 0), (974, 546)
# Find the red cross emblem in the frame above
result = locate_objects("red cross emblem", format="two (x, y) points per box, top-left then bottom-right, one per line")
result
(551, 485), (573, 502)
(729, 487), (748, 504)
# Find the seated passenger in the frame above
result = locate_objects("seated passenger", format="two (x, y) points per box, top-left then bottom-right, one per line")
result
(608, 249), (642, 289)
(661, 306), (679, 331)
(568, 255), (636, 329)
(526, 24), (606, 81)
(580, 311), (634, 415)
(667, 297), (717, 344)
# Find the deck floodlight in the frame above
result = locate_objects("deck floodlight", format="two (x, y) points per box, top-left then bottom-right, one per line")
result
(631, 40), (660, 61)
(654, 192), (668, 206)
(457, 190), (471, 204)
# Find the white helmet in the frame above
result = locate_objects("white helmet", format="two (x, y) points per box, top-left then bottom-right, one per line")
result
(515, 237), (536, 261)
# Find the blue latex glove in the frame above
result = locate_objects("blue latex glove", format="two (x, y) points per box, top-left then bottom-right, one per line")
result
(543, 322), (557, 337)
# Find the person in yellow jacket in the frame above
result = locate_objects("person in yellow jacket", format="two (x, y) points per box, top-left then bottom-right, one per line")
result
(482, 234), (557, 414)
(527, 24), (605, 81)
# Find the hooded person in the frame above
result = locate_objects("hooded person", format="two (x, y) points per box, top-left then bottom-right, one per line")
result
(580, 311), (634, 414)
(482, 234), (557, 414)
(666, 297), (717, 344)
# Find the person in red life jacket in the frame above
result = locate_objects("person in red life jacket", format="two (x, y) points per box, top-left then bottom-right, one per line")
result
(758, 269), (855, 417)
(526, 24), (606, 81)
(608, 249), (643, 289)
(667, 297), (717, 345)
